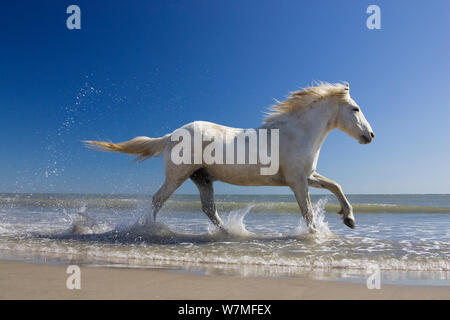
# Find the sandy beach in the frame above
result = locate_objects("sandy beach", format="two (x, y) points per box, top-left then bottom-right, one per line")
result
(0, 260), (448, 300)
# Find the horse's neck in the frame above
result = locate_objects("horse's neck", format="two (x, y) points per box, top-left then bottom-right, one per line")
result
(261, 101), (336, 155)
(298, 102), (336, 151)
(259, 100), (337, 154)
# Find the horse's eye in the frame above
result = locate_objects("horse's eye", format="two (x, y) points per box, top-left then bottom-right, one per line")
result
(352, 107), (360, 112)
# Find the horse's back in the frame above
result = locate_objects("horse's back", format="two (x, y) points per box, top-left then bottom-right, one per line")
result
(180, 121), (244, 138)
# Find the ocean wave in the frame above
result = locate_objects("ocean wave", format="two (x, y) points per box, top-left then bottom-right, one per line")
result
(1, 196), (450, 213)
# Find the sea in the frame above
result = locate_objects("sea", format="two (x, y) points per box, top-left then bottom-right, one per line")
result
(0, 193), (449, 286)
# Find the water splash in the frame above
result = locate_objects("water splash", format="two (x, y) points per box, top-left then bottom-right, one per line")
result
(64, 204), (107, 235)
(45, 81), (102, 181)
(121, 204), (256, 241)
(217, 204), (254, 237)
(293, 198), (333, 237)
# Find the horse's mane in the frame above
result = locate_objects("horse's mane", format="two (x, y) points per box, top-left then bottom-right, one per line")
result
(264, 82), (349, 123)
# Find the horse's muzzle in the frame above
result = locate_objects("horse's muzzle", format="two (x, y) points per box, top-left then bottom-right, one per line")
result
(360, 132), (374, 144)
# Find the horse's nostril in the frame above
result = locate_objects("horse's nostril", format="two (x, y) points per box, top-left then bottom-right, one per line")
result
(370, 132), (375, 138)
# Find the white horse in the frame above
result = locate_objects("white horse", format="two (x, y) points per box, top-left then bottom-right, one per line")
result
(86, 82), (374, 232)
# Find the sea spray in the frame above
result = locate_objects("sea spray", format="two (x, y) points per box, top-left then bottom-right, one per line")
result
(293, 198), (333, 237)
(63, 204), (108, 235)
(204, 204), (254, 240)
(119, 204), (257, 242)
(215, 204), (255, 237)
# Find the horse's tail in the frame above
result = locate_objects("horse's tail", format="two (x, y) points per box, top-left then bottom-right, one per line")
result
(84, 135), (170, 160)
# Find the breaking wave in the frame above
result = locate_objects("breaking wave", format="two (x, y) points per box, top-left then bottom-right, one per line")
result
(2, 196), (450, 214)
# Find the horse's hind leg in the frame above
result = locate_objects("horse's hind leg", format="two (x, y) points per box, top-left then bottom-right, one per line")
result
(144, 165), (195, 225)
(190, 168), (225, 230)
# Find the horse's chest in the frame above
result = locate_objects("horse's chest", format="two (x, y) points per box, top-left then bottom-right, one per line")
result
(281, 146), (317, 171)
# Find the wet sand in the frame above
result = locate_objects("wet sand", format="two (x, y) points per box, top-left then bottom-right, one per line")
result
(0, 260), (448, 300)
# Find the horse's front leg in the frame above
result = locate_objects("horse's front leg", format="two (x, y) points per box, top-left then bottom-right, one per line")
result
(308, 172), (355, 229)
(286, 174), (317, 233)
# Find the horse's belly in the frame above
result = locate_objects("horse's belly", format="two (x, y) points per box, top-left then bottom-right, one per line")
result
(207, 165), (286, 186)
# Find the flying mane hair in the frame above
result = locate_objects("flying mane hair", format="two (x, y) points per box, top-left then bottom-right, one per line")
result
(264, 82), (350, 122)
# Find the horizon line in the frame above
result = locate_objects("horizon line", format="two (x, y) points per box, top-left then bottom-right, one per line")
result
(1, 192), (449, 196)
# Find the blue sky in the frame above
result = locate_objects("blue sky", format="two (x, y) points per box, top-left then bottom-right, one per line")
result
(0, 0), (449, 195)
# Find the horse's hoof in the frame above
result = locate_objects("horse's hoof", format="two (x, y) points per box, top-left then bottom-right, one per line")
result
(217, 225), (230, 236)
(308, 224), (318, 233)
(344, 217), (355, 229)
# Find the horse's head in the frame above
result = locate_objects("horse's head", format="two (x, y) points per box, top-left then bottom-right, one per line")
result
(336, 85), (374, 144)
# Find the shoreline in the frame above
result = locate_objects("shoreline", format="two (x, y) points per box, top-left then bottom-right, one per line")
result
(0, 260), (449, 300)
